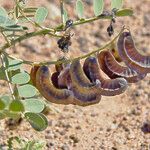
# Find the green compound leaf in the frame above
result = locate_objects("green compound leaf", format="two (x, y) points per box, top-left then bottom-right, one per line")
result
(63, 8), (68, 23)
(0, 111), (6, 120)
(0, 16), (16, 27)
(23, 7), (38, 13)
(35, 7), (48, 24)
(0, 95), (12, 108)
(18, 84), (37, 98)
(111, 0), (123, 9)
(9, 100), (25, 112)
(11, 72), (30, 85)
(93, 0), (104, 16)
(23, 98), (45, 113)
(0, 66), (6, 80)
(4, 110), (21, 119)
(7, 59), (22, 71)
(76, 0), (84, 19)
(0, 7), (8, 17)
(3, 25), (28, 31)
(116, 9), (133, 17)
(0, 99), (6, 110)
(25, 112), (48, 131)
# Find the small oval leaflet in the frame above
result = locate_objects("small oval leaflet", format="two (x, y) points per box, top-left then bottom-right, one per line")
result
(63, 8), (68, 23)
(23, 98), (45, 113)
(116, 9), (133, 17)
(18, 84), (37, 98)
(8, 59), (22, 71)
(0, 112), (6, 120)
(111, 0), (123, 9)
(35, 7), (48, 24)
(76, 0), (84, 19)
(4, 110), (21, 119)
(25, 112), (48, 131)
(0, 66), (6, 81)
(11, 72), (30, 85)
(0, 16), (16, 27)
(0, 99), (6, 110)
(93, 0), (104, 16)
(0, 95), (12, 108)
(0, 7), (8, 17)
(9, 100), (25, 112)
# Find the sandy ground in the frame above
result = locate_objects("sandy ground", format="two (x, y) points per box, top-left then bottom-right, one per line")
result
(0, 0), (150, 150)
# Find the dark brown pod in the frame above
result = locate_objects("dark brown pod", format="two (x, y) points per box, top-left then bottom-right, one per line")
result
(58, 66), (101, 106)
(125, 34), (150, 69)
(117, 32), (150, 74)
(30, 65), (40, 87)
(51, 72), (60, 88)
(98, 50), (146, 83)
(83, 57), (128, 96)
(36, 66), (73, 105)
(111, 48), (122, 62)
(68, 60), (102, 106)
(58, 65), (71, 89)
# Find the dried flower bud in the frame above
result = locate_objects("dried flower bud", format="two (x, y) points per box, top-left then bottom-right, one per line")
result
(107, 24), (114, 37)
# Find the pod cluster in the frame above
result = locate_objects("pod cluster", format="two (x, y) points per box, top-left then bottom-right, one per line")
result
(30, 31), (150, 106)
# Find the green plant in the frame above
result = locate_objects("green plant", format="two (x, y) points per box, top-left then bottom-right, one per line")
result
(2, 136), (46, 150)
(0, 0), (144, 132)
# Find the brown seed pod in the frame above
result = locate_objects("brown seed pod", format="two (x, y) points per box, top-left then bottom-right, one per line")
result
(83, 57), (128, 96)
(117, 32), (150, 74)
(36, 66), (73, 105)
(125, 34), (150, 70)
(58, 65), (71, 89)
(59, 69), (101, 106)
(30, 65), (40, 87)
(98, 50), (146, 83)
(51, 72), (60, 88)
(58, 62), (102, 106)
(64, 60), (102, 106)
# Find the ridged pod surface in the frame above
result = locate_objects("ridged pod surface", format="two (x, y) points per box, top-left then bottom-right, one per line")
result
(66, 60), (102, 106)
(30, 65), (40, 87)
(117, 32), (150, 74)
(98, 50), (146, 83)
(83, 57), (128, 96)
(35, 66), (74, 105)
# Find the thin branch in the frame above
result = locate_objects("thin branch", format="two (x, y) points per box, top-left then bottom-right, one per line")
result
(0, 29), (61, 53)
(0, 12), (114, 53)
(0, 54), (16, 100)
(60, 0), (65, 25)
(3, 26), (125, 66)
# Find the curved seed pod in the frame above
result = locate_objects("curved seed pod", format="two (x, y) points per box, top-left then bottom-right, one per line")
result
(98, 50), (146, 83)
(117, 32), (150, 74)
(30, 65), (40, 87)
(110, 42), (122, 62)
(83, 57), (128, 96)
(111, 48), (122, 62)
(58, 67), (101, 106)
(36, 66), (73, 105)
(51, 72), (60, 88)
(70, 60), (96, 87)
(68, 60), (101, 106)
(58, 65), (71, 89)
(124, 34), (150, 70)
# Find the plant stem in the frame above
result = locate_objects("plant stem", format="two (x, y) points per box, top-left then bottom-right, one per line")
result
(0, 54), (15, 100)
(0, 12), (114, 53)
(0, 29), (61, 53)
(60, 0), (65, 25)
(3, 26), (125, 66)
